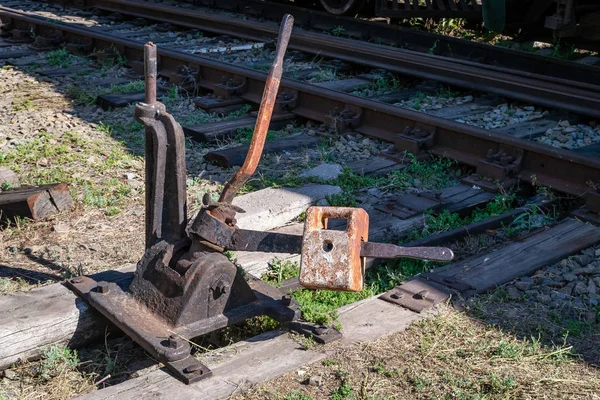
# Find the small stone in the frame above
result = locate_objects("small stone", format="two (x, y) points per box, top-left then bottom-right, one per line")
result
(367, 188), (384, 198)
(558, 282), (576, 296)
(560, 259), (569, 268)
(88, 243), (101, 252)
(299, 164), (343, 180)
(574, 282), (588, 295)
(523, 106), (535, 111)
(537, 294), (551, 305)
(124, 172), (137, 180)
(588, 280), (597, 295)
(583, 311), (597, 324)
(0, 167), (20, 188)
(52, 223), (69, 234)
(506, 286), (522, 299)
(573, 254), (594, 266)
(3, 369), (17, 380)
(542, 278), (563, 287)
(307, 129), (316, 136)
(562, 273), (578, 282)
(552, 291), (568, 300)
(308, 375), (323, 387)
(558, 120), (571, 127)
(595, 248), (600, 258)
(515, 281), (532, 291)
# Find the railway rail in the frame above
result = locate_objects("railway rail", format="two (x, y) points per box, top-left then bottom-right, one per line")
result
(20, 0), (600, 118)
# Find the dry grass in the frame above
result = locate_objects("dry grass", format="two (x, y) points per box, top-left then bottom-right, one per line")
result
(234, 307), (600, 400)
(0, 333), (152, 400)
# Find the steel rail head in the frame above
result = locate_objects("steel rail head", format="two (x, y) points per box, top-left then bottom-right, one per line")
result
(218, 14), (294, 204)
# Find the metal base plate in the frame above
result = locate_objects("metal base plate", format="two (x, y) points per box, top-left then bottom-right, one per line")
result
(65, 274), (300, 384)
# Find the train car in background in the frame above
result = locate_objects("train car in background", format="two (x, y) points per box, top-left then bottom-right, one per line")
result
(316, 0), (599, 41)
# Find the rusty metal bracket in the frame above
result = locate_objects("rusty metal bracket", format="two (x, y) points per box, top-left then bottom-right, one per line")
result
(324, 105), (362, 133)
(571, 190), (600, 226)
(213, 76), (247, 99)
(287, 321), (342, 344)
(379, 277), (453, 313)
(394, 125), (436, 155)
(462, 147), (523, 192)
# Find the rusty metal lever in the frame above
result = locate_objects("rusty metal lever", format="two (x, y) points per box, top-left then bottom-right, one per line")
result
(218, 14), (294, 204)
(360, 242), (454, 262)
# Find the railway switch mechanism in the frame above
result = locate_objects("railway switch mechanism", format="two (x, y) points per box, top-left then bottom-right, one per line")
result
(65, 15), (454, 385)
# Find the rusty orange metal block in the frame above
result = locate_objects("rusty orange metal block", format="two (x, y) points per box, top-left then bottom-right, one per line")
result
(299, 206), (369, 292)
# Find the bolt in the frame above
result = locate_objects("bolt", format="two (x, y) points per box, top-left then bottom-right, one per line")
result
(167, 335), (180, 349)
(71, 277), (83, 284)
(97, 282), (109, 294)
(313, 325), (329, 336)
(184, 365), (204, 374)
(282, 295), (292, 306)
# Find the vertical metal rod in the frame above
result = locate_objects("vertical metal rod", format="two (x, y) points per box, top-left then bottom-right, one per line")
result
(144, 42), (157, 104)
(219, 14), (294, 204)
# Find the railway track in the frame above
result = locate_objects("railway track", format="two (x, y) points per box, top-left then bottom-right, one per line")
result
(1, 4), (600, 399)
(0, 4), (599, 198)
(11, 0), (600, 118)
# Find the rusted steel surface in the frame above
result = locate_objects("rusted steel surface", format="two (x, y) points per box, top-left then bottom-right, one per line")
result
(299, 207), (369, 292)
(143, 42), (157, 104)
(135, 44), (187, 248)
(379, 278), (452, 313)
(34, 0), (600, 116)
(1, 8), (598, 197)
(361, 242), (454, 262)
(64, 24), (306, 385)
(219, 14), (294, 204)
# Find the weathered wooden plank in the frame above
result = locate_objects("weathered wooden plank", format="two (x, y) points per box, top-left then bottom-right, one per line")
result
(495, 119), (556, 139)
(80, 295), (425, 400)
(182, 113), (294, 143)
(437, 218), (600, 293)
(0, 266), (135, 370)
(0, 183), (73, 222)
(205, 134), (322, 168)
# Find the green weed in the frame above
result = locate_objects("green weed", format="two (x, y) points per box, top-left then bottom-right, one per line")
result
(261, 259), (300, 287)
(331, 381), (353, 400)
(46, 49), (73, 68)
(331, 26), (345, 37)
(108, 80), (145, 94)
(38, 345), (79, 381)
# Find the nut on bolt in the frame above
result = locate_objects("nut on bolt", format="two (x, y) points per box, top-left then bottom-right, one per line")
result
(97, 282), (109, 294)
(282, 295), (292, 306)
(167, 334), (180, 349)
(313, 325), (329, 336)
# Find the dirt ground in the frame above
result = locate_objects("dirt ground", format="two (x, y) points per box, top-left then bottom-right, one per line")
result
(234, 302), (600, 400)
